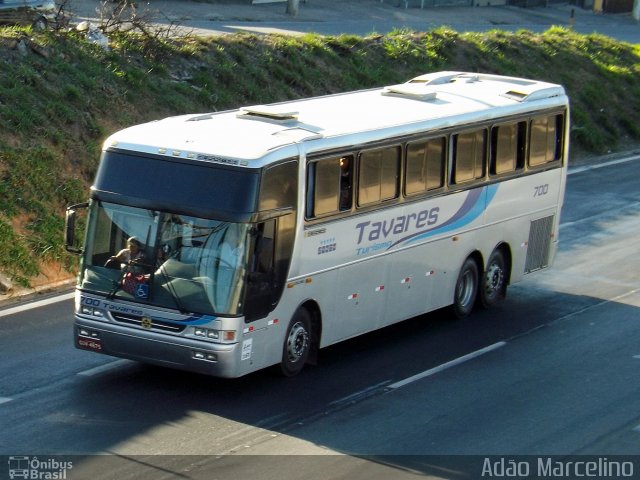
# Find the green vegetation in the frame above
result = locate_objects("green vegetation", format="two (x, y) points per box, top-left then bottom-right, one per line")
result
(0, 24), (639, 286)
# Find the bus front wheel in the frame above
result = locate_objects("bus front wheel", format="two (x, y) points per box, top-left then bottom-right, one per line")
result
(452, 257), (479, 319)
(280, 308), (312, 377)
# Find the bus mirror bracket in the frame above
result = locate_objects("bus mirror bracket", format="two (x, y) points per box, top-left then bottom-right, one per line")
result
(65, 202), (88, 254)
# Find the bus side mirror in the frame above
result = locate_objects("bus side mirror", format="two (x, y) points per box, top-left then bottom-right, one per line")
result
(65, 202), (88, 254)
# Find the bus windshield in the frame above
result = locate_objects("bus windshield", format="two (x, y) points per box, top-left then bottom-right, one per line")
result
(79, 201), (251, 316)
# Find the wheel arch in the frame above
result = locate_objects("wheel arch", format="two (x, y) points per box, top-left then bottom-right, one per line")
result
(297, 299), (322, 365)
(468, 249), (484, 274)
(451, 252), (483, 319)
(491, 241), (513, 285)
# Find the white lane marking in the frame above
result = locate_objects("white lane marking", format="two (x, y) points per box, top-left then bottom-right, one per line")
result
(387, 341), (507, 390)
(77, 359), (133, 377)
(568, 154), (640, 176)
(0, 292), (75, 318)
(0, 397), (13, 405)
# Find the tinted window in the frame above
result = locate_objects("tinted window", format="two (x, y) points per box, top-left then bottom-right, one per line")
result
(530, 114), (563, 166)
(307, 155), (353, 218)
(357, 146), (400, 206)
(406, 137), (445, 196)
(491, 122), (526, 175)
(94, 151), (260, 221)
(259, 161), (298, 211)
(452, 130), (486, 184)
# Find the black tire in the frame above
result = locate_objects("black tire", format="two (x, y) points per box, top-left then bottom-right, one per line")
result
(280, 308), (312, 377)
(451, 257), (479, 319)
(479, 249), (508, 309)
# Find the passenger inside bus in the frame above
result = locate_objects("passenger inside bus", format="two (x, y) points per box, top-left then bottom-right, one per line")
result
(339, 156), (352, 211)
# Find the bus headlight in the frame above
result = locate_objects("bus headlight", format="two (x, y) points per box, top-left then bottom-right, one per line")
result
(193, 327), (236, 342)
(80, 306), (105, 318)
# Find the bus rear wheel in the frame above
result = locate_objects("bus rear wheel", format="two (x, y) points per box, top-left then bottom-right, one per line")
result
(480, 249), (507, 308)
(452, 257), (479, 319)
(280, 308), (311, 377)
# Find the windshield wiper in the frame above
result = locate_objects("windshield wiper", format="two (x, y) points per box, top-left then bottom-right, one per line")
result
(155, 261), (189, 315)
(82, 266), (122, 299)
(106, 270), (125, 300)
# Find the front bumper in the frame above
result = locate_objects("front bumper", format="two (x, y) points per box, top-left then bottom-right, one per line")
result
(75, 317), (243, 378)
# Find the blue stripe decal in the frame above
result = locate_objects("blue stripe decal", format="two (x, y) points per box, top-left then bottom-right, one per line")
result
(151, 314), (217, 325)
(388, 184), (499, 250)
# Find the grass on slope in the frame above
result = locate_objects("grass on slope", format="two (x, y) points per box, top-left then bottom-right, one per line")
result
(0, 24), (639, 286)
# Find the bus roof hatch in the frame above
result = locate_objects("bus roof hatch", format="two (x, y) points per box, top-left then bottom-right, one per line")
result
(238, 105), (300, 121)
(381, 83), (438, 101)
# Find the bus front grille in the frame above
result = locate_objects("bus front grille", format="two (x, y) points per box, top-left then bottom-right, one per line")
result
(524, 215), (554, 273)
(111, 312), (187, 333)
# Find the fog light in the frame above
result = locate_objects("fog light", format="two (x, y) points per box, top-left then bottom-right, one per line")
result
(193, 351), (217, 362)
(79, 328), (100, 339)
(80, 306), (104, 318)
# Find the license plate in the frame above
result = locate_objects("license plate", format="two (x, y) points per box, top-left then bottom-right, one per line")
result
(78, 336), (102, 351)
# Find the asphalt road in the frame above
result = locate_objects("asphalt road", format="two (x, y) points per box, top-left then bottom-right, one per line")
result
(181, 17), (640, 43)
(72, 0), (640, 44)
(1, 154), (640, 479)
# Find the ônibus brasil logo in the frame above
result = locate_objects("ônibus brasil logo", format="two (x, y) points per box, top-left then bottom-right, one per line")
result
(8, 456), (73, 479)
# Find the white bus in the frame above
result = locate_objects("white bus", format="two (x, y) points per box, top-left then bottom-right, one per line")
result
(66, 71), (569, 378)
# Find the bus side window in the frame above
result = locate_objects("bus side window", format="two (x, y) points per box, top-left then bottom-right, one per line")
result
(405, 137), (445, 196)
(357, 146), (401, 207)
(245, 220), (276, 322)
(451, 129), (487, 184)
(529, 114), (563, 167)
(253, 223), (274, 275)
(490, 122), (526, 176)
(306, 155), (354, 218)
(259, 160), (298, 211)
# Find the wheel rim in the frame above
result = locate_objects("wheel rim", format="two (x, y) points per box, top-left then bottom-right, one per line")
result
(286, 322), (309, 363)
(457, 269), (475, 308)
(484, 262), (504, 299)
